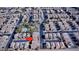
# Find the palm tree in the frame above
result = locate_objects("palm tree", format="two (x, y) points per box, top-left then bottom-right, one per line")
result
(30, 26), (37, 32)
(16, 27), (21, 33)
(22, 22), (29, 28)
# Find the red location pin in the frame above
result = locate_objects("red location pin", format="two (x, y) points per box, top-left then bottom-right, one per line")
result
(24, 37), (33, 41)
